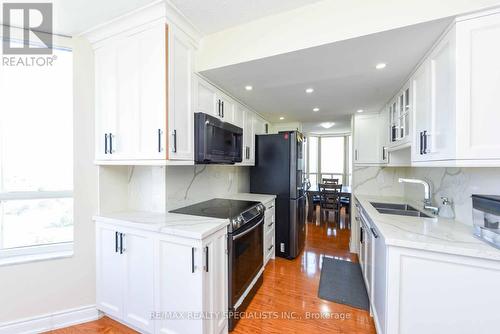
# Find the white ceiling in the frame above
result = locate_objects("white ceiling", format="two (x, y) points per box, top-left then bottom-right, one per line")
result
(0, 0), (323, 36)
(0, 0), (158, 36)
(200, 18), (453, 124)
(170, 0), (324, 35)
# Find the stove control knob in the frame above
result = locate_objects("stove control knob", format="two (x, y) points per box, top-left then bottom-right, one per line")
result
(234, 216), (243, 227)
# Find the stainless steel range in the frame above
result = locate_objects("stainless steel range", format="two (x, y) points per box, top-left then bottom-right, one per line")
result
(170, 198), (265, 330)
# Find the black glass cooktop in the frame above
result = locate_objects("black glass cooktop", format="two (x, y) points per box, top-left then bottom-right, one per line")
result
(170, 198), (260, 219)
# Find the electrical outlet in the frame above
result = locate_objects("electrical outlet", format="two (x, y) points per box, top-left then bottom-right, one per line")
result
(280, 243), (285, 253)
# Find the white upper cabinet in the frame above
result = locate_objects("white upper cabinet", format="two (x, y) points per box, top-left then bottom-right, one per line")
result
(412, 28), (456, 163)
(412, 10), (500, 166)
(354, 113), (386, 165)
(94, 42), (118, 161)
(388, 82), (412, 148)
(90, 6), (197, 164)
(193, 74), (264, 166)
(242, 108), (256, 165)
(168, 25), (195, 161)
(194, 76), (218, 118)
(455, 11), (500, 162)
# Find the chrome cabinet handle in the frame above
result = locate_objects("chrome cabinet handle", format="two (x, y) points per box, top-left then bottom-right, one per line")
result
(115, 231), (119, 253)
(205, 246), (209, 272)
(191, 247), (195, 273)
(370, 227), (379, 239)
(158, 129), (163, 153)
(109, 133), (113, 154)
(423, 131), (430, 154)
(119, 233), (125, 254)
(172, 130), (177, 153)
(105, 134), (108, 154)
(221, 101), (224, 118)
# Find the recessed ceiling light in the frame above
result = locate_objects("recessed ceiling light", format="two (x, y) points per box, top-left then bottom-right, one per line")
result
(280, 117), (285, 120)
(305, 88), (314, 94)
(376, 63), (387, 70)
(357, 109), (364, 113)
(245, 85), (253, 91)
(320, 122), (335, 129)
(313, 107), (320, 112)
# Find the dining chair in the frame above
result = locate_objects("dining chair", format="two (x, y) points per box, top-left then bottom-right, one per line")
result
(319, 183), (342, 224)
(322, 178), (339, 184)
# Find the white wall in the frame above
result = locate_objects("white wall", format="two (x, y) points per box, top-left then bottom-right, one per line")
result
(0, 37), (97, 323)
(196, 0), (500, 71)
(269, 122), (302, 134)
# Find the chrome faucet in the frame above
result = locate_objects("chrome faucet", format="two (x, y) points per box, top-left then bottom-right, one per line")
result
(398, 178), (439, 215)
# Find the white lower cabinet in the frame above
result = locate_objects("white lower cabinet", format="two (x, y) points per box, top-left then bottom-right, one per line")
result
(96, 223), (155, 333)
(356, 201), (500, 334)
(96, 221), (228, 334)
(263, 199), (276, 264)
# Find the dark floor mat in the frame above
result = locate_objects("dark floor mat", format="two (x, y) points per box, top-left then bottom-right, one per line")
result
(318, 257), (370, 310)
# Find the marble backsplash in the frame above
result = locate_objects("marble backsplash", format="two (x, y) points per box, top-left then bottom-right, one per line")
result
(126, 165), (250, 212)
(165, 165), (250, 209)
(353, 166), (500, 225)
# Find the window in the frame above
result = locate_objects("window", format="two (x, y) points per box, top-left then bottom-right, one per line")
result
(306, 135), (352, 186)
(0, 43), (73, 262)
(307, 136), (319, 186)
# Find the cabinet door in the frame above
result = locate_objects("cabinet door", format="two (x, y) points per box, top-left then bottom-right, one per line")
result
(412, 60), (432, 162)
(218, 94), (235, 124)
(232, 103), (245, 129)
(428, 31), (455, 161)
(203, 232), (228, 334)
(373, 230), (387, 334)
(122, 230), (155, 333)
(354, 114), (382, 164)
(243, 109), (255, 164)
(96, 223), (124, 319)
(94, 44), (118, 161)
(195, 76), (218, 118)
(253, 116), (267, 135)
(157, 239), (203, 334)
(168, 25), (194, 160)
(378, 107), (390, 163)
(456, 12), (500, 160)
(137, 23), (167, 159)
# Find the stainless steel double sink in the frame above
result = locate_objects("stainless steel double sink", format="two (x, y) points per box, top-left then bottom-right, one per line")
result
(370, 202), (432, 218)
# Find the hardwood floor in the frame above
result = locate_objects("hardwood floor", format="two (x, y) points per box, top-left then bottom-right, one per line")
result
(231, 209), (375, 334)
(49, 208), (375, 334)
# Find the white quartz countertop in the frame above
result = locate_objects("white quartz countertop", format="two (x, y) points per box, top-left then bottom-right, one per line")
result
(355, 194), (500, 261)
(93, 193), (276, 240)
(93, 211), (229, 240)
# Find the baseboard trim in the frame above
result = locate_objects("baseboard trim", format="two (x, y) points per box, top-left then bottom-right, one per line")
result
(0, 305), (101, 334)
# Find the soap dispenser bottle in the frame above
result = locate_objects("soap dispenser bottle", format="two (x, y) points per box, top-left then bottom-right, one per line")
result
(439, 197), (455, 219)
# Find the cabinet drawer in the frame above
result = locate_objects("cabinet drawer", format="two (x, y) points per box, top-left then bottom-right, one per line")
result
(264, 226), (275, 263)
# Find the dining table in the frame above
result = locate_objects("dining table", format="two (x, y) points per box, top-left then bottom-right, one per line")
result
(305, 184), (352, 221)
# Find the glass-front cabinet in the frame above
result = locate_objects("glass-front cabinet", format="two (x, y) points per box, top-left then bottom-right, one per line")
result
(388, 82), (411, 146)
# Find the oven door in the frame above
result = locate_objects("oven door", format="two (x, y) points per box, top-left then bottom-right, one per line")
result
(195, 112), (243, 164)
(228, 214), (264, 307)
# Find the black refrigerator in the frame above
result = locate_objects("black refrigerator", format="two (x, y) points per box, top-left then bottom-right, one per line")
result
(250, 131), (306, 259)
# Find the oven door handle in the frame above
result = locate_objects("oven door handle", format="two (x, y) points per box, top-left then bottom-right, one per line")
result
(232, 218), (264, 241)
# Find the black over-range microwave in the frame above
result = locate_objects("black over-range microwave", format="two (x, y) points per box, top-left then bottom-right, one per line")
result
(194, 112), (243, 164)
